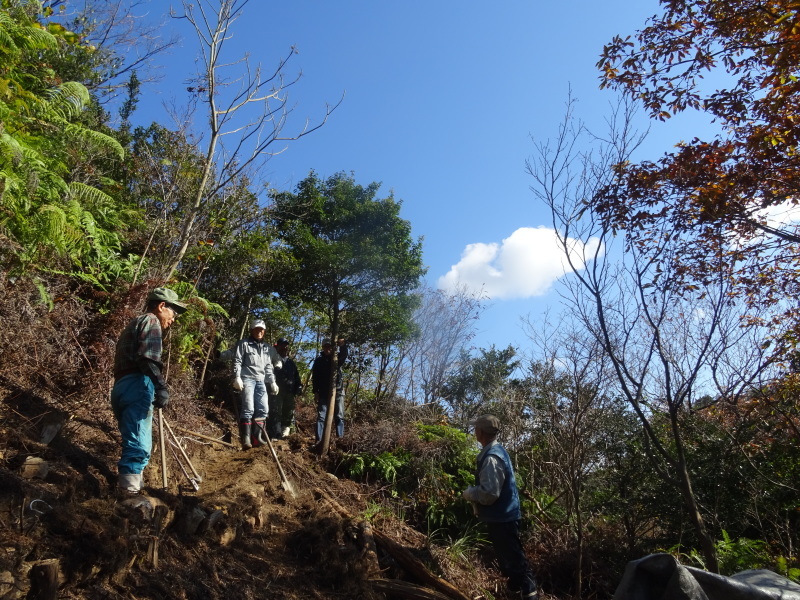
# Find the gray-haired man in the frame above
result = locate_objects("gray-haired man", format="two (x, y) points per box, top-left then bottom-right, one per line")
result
(463, 414), (538, 600)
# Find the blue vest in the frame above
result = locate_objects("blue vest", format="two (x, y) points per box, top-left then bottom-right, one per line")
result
(475, 444), (521, 523)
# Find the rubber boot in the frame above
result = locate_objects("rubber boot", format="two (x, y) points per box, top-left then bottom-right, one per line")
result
(252, 418), (267, 447)
(117, 472), (142, 495)
(239, 420), (252, 450)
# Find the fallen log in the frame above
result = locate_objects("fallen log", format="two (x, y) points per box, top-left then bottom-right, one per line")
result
(313, 487), (350, 519)
(369, 578), (452, 600)
(314, 487), (470, 600)
(372, 530), (471, 600)
(358, 519), (381, 576)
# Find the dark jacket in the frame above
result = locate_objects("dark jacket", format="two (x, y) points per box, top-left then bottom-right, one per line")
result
(274, 354), (302, 395)
(311, 344), (348, 400)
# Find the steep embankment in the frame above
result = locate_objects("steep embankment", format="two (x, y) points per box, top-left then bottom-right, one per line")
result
(0, 387), (506, 600)
(0, 277), (515, 600)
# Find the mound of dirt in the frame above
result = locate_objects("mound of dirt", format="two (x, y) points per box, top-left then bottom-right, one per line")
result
(0, 276), (532, 600)
(0, 380), (518, 600)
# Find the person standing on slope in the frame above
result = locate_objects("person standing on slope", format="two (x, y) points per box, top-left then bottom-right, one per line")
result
(311, 337), (348, 444)
(463, 414), (538, 600)
(232, 319), (279, 449)
(111, 287), (187, 495)
(267, 338), (303, 439)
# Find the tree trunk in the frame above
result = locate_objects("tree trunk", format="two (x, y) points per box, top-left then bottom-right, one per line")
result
(677, 453), (718, 572)
(319, 299), (340, 456)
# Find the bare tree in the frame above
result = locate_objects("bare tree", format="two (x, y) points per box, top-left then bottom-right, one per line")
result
(523, 314), (616, 598)
(528, 96), (779, 572)
(400, 285), (485, 406)
(50, 0), (179, 99)
(163, 0), (341, 280)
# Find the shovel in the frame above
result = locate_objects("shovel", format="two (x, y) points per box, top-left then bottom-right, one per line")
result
(255, 421), (296, 497)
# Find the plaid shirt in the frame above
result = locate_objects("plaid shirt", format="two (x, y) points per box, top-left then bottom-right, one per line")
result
(113, 313), (165, 386)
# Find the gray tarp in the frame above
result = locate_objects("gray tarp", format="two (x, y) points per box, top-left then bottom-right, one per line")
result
(613, 553), (800, 600)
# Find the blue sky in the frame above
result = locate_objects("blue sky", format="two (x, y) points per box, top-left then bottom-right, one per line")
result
(128, 0), (707, 352)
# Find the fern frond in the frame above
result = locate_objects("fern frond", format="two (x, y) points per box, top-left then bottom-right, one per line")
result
(20, 26), (58, 51)
(63, 122), (125, 160)
(0, 27), (17, 57)
(34, 203), (70, 254)
(44, 81), (90, 119)
(33, 278), (54, 311)
(67, 181), (114, 206)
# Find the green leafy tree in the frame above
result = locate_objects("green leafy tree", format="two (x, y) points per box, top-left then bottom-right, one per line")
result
(0, 1), (127, 280)
(441, 345), (520, 430)
(270, 171), (426, 454)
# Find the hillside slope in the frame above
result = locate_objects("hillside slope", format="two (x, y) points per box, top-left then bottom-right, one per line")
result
(0, 386), (513, 600)
(0, 275), (554, 599)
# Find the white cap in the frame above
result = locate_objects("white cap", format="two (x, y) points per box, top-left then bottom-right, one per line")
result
(250, 319), (266, 330)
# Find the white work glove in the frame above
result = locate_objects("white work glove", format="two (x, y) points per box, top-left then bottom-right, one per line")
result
(269, 381), (279, 396)
(233, 376), (243, 391)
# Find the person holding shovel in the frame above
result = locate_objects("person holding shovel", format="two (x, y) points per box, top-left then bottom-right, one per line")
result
(111, 287), (187, 495)
(232, 319), (279, 449)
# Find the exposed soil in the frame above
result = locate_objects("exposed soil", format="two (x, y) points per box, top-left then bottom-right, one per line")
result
(0, 379), (531, 600)
(0, 275), (546, 600)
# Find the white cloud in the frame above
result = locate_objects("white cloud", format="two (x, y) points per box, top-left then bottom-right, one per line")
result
(437, 226), (602, 300)
(727, 201), (800, 249)
(757, 203), (800, 231)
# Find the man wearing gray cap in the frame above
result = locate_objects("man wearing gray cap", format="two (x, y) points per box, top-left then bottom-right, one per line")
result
(112, 287), (187, 494)
(232, 319), (279, 449)
(463, 414), (538, 600)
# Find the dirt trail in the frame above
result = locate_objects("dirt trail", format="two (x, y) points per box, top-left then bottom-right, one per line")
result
(0, 391), (509, 600)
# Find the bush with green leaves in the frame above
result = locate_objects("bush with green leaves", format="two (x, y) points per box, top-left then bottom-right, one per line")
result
(0, 3), (129, 278)
(342, 422), (478, 535)
(669, 530), (773, 576)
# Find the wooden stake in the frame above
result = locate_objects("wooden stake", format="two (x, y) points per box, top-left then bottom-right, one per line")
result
(173, 425), (236, 448)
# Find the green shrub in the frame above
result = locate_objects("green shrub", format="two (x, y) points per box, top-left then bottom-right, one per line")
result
(342, 422), (479, 535)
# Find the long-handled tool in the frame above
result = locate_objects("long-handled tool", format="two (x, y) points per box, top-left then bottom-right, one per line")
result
(254, 421), (296, 497)
(174, 425), (236, 448)
(168, 442), (200, 492)
(162, 416), (202, 491)
(158, 408), (168, 490)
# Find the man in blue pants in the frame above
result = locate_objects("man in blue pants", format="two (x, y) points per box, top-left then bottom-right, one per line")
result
(312, 338), (348, 443)
(111, 287), (187, 494)
(463, 414), (538, 600)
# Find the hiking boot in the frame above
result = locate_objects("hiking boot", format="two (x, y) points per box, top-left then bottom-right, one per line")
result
(115, 487), (141, 499)
(117, 472), (142, 495)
